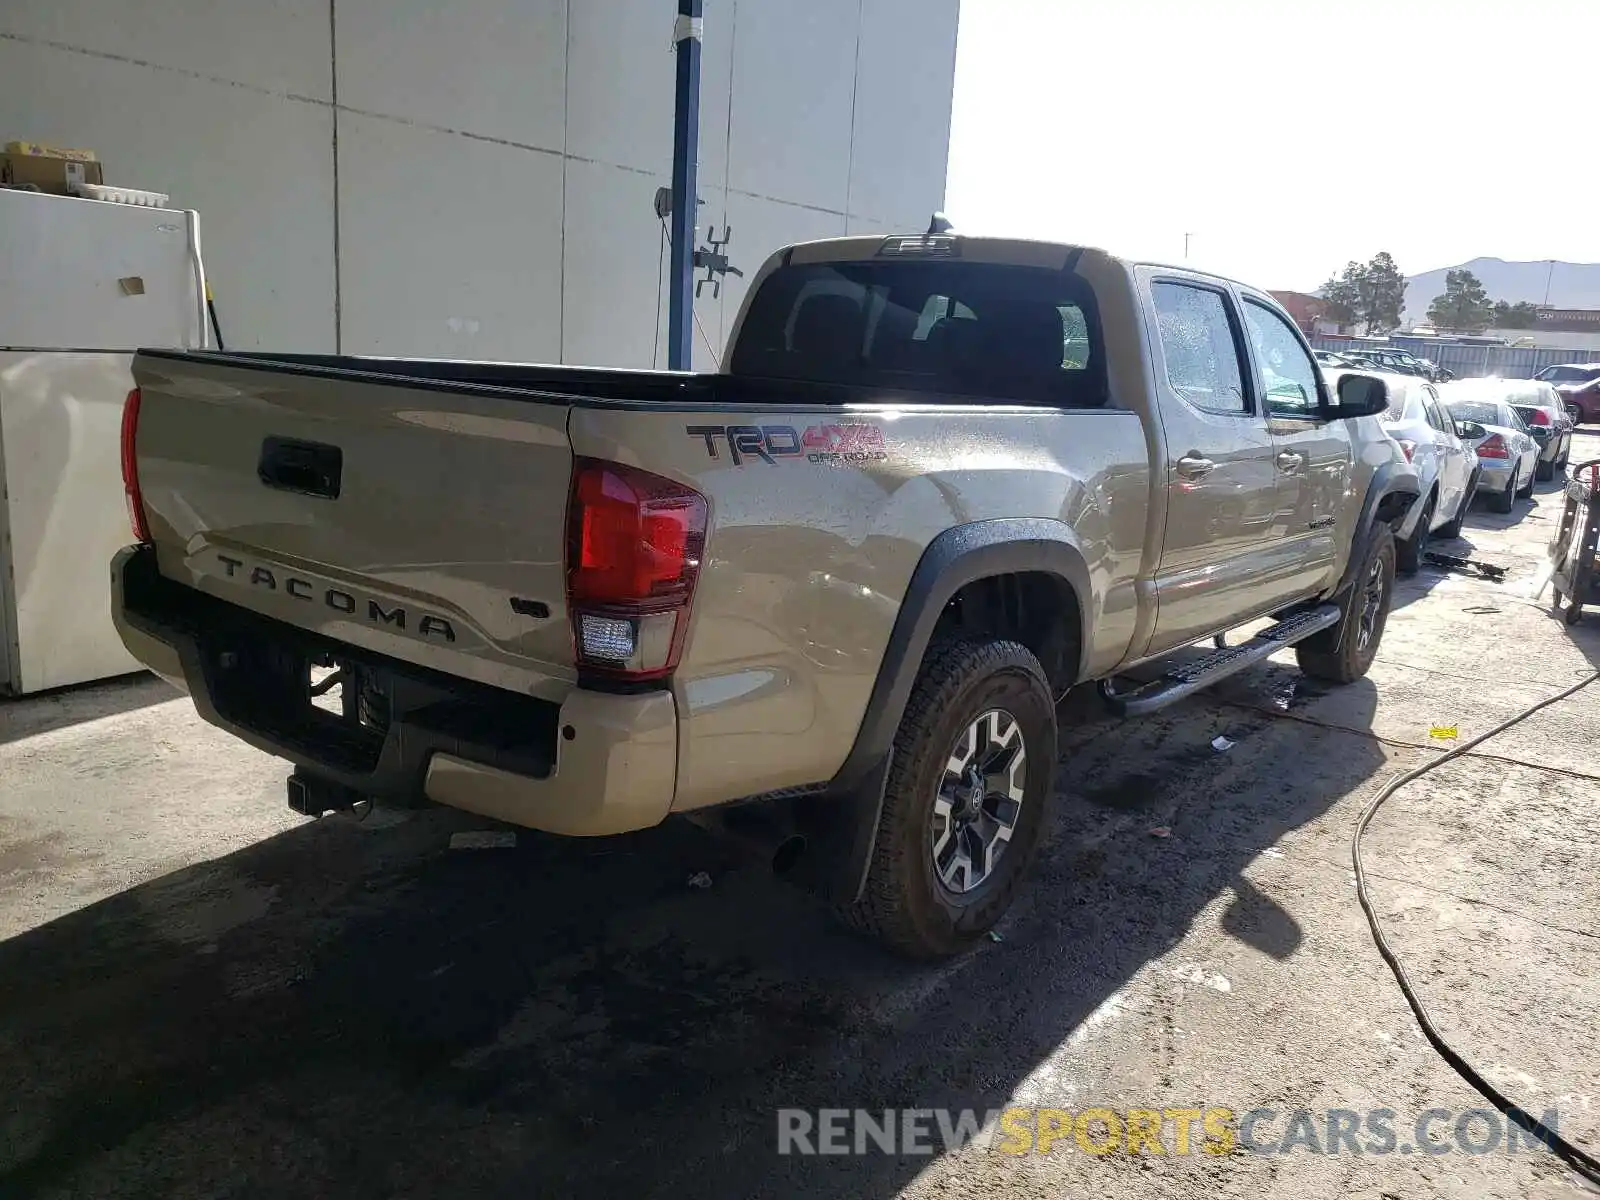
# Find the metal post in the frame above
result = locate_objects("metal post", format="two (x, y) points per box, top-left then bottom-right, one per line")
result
(668, 0), (703, 371)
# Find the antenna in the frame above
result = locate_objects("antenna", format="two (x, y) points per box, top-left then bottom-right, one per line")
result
(927, 212), (954, 235)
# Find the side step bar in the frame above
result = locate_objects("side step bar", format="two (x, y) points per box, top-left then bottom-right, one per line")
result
(1098, 605), (1342, 718)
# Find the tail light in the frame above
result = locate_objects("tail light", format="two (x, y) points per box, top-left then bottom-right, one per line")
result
(120, 387), (151, 543)
(566, 458), (707, 681)
(1477, 434), (1510, 459)
(1396, 438), (1417, 462)
(1529, 408), (1552, 426)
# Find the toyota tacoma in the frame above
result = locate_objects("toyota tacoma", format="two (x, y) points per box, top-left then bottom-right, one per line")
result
(112, 231), (1418, 957)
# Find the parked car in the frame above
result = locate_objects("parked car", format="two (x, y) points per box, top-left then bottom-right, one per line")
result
(1442, 390), (1541, 514)
(1328, 370), (1475, 569)
(1504, 381), (1574, 480)
(1449, 377), (1572, 481)
(107, 232), (1420, 958)
(1354, 347), (1440, 380)
(1532, 363), (1600, 424)
(1414, 356), (1453, 383)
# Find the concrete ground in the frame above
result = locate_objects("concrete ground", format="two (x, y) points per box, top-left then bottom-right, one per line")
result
(2, 434), (1598, 1200)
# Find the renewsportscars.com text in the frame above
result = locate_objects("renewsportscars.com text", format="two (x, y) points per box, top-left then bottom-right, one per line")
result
(776, 1106), (1562, 1158)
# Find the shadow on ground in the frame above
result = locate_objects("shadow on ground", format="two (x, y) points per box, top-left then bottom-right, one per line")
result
(0, 673), (175, 748)
(0, 675), (1386, 1199)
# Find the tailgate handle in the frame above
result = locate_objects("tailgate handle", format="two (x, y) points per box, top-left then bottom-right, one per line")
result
(259, 437), (343, 500)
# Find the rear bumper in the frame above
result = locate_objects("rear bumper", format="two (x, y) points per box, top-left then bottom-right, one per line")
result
(111, 545), (677, 836)
(1474, 460), (1516, 490)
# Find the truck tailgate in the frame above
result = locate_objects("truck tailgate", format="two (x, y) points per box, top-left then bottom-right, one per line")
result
(132, 353), (576, 699)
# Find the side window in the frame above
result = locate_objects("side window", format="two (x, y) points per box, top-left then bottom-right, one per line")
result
(1242, 300), (1321, 417)
(1151, 282), (1248, 414)
(1421, 389), (1449, 433)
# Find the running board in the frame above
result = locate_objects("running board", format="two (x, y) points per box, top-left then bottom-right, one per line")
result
(1098, 605), (1342, 718)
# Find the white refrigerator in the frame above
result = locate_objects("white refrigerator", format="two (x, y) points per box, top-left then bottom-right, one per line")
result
(0, 188), (210, 695)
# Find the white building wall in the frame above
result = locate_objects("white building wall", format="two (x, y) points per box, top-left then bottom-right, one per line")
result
(0, 0), (959, 368)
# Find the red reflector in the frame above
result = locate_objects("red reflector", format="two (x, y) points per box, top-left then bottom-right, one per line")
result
(1477, 434), (1510, 459)
(566, 459), (707, 680)
(120, 387), (151, 543)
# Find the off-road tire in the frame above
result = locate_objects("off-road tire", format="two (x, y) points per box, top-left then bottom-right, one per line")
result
(1395, 494), (1434, 575)
(1296, 526), (1396, 684)
(837, 637), (1057, 959)
(1489, 468), (1517, 514)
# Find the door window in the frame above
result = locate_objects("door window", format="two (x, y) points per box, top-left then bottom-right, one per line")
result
(1421, 390), (1451, 434)
(1151, 282), (1248, 414)
(1243, 300), (1321, 417)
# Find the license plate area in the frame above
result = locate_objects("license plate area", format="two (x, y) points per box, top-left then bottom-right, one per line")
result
(208, 641), (388, 773)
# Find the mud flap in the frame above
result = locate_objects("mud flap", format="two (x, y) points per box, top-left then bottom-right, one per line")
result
(789, 750), (894, 906)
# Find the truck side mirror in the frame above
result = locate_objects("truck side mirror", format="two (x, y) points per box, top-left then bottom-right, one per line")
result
(1325, 373), (1388, 420)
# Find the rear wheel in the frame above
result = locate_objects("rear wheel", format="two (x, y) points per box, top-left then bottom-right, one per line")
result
(1296, 527), (1395, 684)
(838, 637), (1057, 958)
(1490, 468), (1517, 514)
(1395, 494), (1434, 574)
(1518, 462), (1536, 498)
(1536, 456), (1555, 482)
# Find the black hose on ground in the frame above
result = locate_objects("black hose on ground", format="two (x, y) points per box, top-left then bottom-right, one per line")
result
(1353, 666), (1600, 1187)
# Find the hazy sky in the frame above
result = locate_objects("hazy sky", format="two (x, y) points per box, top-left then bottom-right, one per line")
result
(945, 0), (1598, 291)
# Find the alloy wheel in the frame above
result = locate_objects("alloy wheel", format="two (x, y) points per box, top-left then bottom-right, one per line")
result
(1356, 553), (1388, 653)
(930, 709), (1026, 894)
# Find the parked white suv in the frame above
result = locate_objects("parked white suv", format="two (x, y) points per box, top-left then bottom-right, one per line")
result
(1328, 370), (1475, 571)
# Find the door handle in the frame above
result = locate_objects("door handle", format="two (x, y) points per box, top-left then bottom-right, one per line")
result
(1175, 454), (1215, 480)
(259, 436), (343, 500)
(1276, 450), (1304, 471)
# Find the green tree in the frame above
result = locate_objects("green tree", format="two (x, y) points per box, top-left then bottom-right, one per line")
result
(1491, 299), (1540, 330)
(1426, 270), (1494, 333)
(1362, 252), (1406, 334)
(1320, 253), (1406, 333)
(1318, 262), (1363, 331)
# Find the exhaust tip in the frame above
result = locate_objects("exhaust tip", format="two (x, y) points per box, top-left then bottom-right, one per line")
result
(771, 834), (808, 876)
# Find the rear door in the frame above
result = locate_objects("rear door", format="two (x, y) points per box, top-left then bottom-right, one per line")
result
(1239, 297), (1351, 599)
(1420, 385), (1469, 519)
(1143, 275), (1284, 653)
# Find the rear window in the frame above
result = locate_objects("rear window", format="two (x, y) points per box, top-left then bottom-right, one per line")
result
(1447, 401), (1502, 426)
(728, 260), (1107, 407)
(1513, 405), (1541, 425)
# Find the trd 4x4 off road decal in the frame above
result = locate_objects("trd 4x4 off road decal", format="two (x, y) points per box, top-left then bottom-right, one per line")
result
(685, 423), (889, 466)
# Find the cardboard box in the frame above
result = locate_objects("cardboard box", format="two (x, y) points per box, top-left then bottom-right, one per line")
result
(0, 152), (105, 195)
(4, 140), (99, 163)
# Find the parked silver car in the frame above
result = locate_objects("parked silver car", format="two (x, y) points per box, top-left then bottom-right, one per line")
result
(1329, 370), (1475, 570)
(1441, 392), (1541, 514)
(1506, 381), (1574, 480)
(1449, 377), (1572, 481)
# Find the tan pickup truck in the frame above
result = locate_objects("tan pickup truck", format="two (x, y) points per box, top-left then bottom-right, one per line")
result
(112, 232), (1419, 957)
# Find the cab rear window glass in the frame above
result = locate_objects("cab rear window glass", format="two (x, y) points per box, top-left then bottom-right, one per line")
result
(728, 259), (1107, 407)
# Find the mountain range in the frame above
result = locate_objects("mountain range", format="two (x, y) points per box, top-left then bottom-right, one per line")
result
(1401, 258), (1600, 326)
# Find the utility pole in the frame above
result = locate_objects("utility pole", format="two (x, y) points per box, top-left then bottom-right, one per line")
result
(667, 0), (703, 371)
(1543, 259), (1555, 307)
